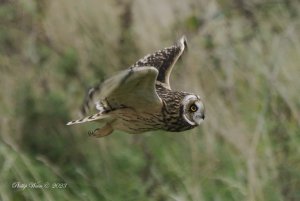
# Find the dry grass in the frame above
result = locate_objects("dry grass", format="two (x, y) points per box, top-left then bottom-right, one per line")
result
(0, 0), (299, 200)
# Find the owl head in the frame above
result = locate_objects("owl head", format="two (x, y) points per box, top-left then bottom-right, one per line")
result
(181, 95), (205, 126)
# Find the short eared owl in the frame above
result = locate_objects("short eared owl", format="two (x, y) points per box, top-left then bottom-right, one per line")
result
(67, 36), (205, 137)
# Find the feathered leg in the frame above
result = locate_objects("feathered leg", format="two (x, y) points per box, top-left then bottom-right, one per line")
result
(88, 123), (113, 138)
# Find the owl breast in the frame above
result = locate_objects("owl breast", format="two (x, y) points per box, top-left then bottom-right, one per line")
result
(112, 107), (194, 134)
(111, 109), (164, 134)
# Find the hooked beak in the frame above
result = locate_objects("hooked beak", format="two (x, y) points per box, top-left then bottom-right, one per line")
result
(194, 113), (205, 125)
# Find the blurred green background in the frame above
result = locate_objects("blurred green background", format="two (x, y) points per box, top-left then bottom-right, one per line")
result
(1, 0), (300, 200)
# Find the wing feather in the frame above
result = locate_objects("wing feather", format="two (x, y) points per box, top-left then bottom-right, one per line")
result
(80, 67), (162, 116)
(131, 36), (187, 89)
(66, 113), (111, 125)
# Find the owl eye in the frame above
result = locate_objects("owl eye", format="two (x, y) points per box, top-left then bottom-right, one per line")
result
(190, 104), (198, 112)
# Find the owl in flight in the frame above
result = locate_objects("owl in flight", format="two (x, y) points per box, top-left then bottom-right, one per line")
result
(67, 36), (205, 137)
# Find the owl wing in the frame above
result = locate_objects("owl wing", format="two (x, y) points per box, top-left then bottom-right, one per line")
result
(131, 36), (187, 89)
(80, 66), (162, 117)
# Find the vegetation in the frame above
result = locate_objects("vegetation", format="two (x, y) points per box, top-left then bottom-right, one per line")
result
(1, 0), (299, 200)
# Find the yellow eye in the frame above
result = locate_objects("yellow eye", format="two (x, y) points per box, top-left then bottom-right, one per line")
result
(190, 104), (198, 112)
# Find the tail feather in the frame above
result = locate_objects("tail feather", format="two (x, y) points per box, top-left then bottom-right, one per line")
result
(66, 112), (110, 125)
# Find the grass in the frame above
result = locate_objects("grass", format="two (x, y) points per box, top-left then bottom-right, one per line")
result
(0, 0), (300, 200)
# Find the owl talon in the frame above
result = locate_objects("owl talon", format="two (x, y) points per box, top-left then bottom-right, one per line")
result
(88, 128), (99, 137)
(87, 124), (113, 138)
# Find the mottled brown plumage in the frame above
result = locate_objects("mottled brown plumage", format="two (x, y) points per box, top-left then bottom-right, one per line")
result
(67, 36), (205, 137)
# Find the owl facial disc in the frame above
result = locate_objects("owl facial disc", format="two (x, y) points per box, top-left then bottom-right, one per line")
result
(182, 95), (205, 126)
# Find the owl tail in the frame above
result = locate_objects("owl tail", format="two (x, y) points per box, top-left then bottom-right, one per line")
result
(66, 112), (111, 125)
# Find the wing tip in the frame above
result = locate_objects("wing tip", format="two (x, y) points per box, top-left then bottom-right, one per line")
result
(66, 121), (74, 126)
(179, 35), (188, 50)
(66, 112), (109, 126)
(66, 118), (85, 125)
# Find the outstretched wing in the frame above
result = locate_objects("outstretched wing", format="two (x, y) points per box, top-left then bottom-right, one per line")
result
(80, 66), (162, 116)
(131, 35), (187, 89)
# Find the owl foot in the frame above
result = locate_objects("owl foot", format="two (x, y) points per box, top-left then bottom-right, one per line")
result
(88, 123), (113, 138)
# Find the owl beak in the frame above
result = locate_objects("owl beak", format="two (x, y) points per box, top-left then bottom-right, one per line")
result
(195, 118), (204, 125)
(194, 113), (205, 125)
(195, 101), (205, 125)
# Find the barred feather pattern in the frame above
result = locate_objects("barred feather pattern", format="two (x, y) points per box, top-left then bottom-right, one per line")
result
(131, 36), (187, 85)
(66, 112), (110, 125)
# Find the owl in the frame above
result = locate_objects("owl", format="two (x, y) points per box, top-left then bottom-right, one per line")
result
(67, 36), (205, 137)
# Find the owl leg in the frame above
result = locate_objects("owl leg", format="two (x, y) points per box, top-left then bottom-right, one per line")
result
(88, 123), (113, 138)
